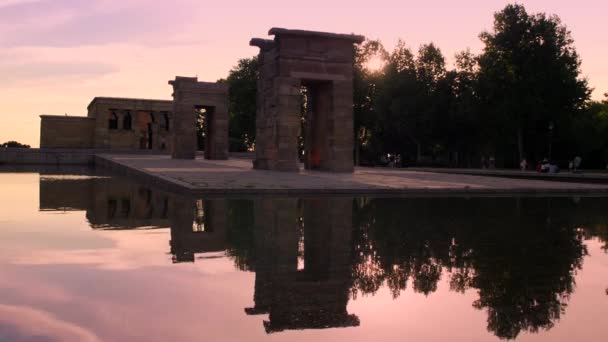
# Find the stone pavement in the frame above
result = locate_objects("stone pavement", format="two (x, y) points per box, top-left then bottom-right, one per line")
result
(95, 154), (608, 195)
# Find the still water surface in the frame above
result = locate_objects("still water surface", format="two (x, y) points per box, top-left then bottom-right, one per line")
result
(0, 170), (607, 341)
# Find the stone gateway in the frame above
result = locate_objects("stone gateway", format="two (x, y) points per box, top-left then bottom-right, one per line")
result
(169, 77), (229, 160)
(250, 28), (364, 173)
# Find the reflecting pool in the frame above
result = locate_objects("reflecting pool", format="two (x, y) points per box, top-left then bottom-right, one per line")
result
(0, 169), (607, 341)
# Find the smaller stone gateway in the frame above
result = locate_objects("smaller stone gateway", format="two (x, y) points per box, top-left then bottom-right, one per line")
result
(250, 28), (364, 173)
(169, 77), (229, 160)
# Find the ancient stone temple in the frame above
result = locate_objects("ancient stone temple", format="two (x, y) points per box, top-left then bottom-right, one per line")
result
(40, 97), (173, 151)
(250, 28), (364, 172)
(169, 77), (229, 160)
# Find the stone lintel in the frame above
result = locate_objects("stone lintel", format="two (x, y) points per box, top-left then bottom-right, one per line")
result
(168, 76), (198, 86)
(290, 71), (347, 82)
(87, 97), (172, 111)
(169, 76), (227, 94)
(250, 38), (275, 50)
(40, 114), (93, 119)
(268, 27), (364, 44)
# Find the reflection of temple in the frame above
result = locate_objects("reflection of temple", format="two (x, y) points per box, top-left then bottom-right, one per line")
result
(245, 198), (359, 333)
(39, 174), (232, 264)
(39, 176), (170, 229)
(169, 198), (227, 263)
(39, 174), (608, 338)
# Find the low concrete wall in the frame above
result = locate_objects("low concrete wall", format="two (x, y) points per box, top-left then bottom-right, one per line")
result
(0, 148), (255, 166)
(0, 148), (95, 165)
(0, 148), (172, 165)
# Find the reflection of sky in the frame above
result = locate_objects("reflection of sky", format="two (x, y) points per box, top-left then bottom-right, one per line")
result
(0, 0), (607, 147)
(1, 173), (607, 341)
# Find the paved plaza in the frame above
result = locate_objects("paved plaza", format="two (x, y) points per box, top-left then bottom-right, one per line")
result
(96, 154), (608, 195)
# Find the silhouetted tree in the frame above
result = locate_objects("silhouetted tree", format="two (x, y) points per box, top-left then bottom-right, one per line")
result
(1, 141), (30, 148)
(353, 40), (388, 165)
(477, 4), (591, 166)
(222, 56), (259, 151)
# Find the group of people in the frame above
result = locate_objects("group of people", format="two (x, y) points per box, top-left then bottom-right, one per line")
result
(380, 154), (402, 167)
(535, 159), (560, 174)
(519, 156), (582, 174)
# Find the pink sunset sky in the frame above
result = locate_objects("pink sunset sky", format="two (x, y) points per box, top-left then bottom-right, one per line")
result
(0, 0), (606, 147)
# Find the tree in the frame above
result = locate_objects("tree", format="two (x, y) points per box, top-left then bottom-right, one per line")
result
(444, 50), (482, 166)
(375, 40), (419, 162)
(353, 40), (388, 165)
(477, 4), (590, 166)
(566, 93), (608, 168)
(379, 43), (449, 163)
(1, 141), (30, 148)
(222, 56), (259, 151)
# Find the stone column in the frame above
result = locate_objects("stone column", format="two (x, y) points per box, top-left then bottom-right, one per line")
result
(207, 103), (229, 160)
(170, 77), (198, 159)
(274, 77), (301, 171)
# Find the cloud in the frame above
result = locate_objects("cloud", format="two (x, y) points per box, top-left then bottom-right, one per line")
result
(0, 0), (200, 47)
(0, 62), (119, 86)
(0, 304), (101, 342)
(0, 0), (42, 9)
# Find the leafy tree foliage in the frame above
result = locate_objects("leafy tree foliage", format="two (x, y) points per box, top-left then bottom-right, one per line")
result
(353, 40), (388, 164)
(222, 56), (259, 152)
(477, 3), (591, 166)
(1, 141), (30, 148)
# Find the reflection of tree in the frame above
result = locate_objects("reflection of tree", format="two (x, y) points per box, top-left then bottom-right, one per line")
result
(584, 224), (608, 252)
(352, 197), (588, 339)
(466, 208), (586, 340)
(225, 200), (256, 271)
(352, 199), (454, 298)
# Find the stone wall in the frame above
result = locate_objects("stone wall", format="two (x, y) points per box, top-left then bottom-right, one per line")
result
(40, 115), (95, 148)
